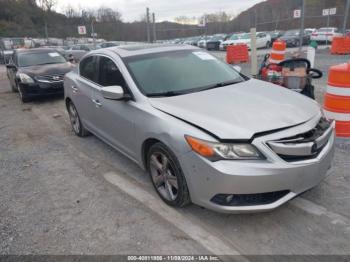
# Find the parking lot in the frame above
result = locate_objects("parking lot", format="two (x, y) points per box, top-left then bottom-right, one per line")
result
(0, 47), (350, 259)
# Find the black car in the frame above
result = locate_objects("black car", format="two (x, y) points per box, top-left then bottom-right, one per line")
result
(206, 35), (227, 51)
(6, 48), (73, 102)
(279, 30), (310, 47)
(268, 30), (284, 43)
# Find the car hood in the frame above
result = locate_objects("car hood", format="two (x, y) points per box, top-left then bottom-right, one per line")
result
(149, 79), (320, 140)
(224, 39), (250, 45)
(20, 62), (73, 77)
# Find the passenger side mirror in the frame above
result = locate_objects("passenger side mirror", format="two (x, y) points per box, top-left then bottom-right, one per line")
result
(232, 65), (242, 73)
(101, 86), (125, 100)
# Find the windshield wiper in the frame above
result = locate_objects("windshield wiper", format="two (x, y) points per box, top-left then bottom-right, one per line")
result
(147, 80), (243, 97)
(147, 90), (188, 97)
(35, 62), (62, 66)
(198, 79), (243, 92)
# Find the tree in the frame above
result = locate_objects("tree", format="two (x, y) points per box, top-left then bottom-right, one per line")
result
(174, 16), (197, 25)
(65, 5), (79, 18)
(37, 0), (56, 12)
(25, 0), (37, 6)
(96, 7), (122, 23)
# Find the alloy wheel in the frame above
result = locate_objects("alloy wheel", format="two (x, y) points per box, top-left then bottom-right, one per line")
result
(69, 103), (81, 134)
(149, 152), (179, 201)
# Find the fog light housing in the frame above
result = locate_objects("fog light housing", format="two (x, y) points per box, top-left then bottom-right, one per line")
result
(226, 195), (234, 203)
(210, 190), (290, 207)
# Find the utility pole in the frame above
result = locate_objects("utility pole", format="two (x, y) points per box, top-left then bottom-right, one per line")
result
(91, 19), (96, 48)
(203, 15), (207, 43)
(326, 12), (330, 46)
(250, 28), (258, 77)
(275, 13), (280, 31)
(299, 0), (305, 52)
(146, 7), (151, 43)
(44, 21), (48, 42)
(152, 13), (157, 43)
(343, 0), (350, 33)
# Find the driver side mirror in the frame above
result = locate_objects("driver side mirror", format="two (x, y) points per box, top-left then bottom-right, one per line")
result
(101, 86), (126, 100)
(6, 63), (16, 69)
(232, 65), (242, 73)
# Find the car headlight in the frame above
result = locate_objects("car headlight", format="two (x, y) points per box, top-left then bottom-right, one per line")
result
(17, 73), (34, 84)
(185, 135), (265, 161)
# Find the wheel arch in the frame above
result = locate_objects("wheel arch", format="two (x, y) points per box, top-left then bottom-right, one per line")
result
(65, 97), (72, 110)
(141, 138), (162, 170)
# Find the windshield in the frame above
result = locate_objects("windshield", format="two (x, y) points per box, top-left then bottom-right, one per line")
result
(284, 30), (299, 36)
(210, 35), (224, 41)
(18, 52), (66, 67)
(229, 33), (250, 40)
(318, 28), (333, 32)
(125, 50), (246, 97)
(270, 31), (280, 37)
(229, 34), (239, 40)
(240, 33), (250, 39)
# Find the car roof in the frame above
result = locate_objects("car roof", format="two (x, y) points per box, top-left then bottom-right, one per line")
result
(15, 48), (56, 54)
(91, 44), (199, 58)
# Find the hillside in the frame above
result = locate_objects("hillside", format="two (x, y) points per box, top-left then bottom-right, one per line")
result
(0, 0), (348, 40)
(0, 0), (204, 40)
(227, 0), (348, 32)
(0, 0), (68, 37)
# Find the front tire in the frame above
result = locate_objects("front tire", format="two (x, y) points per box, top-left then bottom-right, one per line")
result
(147, 142), (190, 207)
(18, 85), (31, 103)
(67, 101), (89, 137)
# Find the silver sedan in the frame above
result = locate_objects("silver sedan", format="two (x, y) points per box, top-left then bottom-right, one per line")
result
(64, 44), (335, 213)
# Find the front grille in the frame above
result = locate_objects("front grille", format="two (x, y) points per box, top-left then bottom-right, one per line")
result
(211, 190), (290, 206)
(207, 43), (217, 49)
(268, 117), (333, 162)
(35, 74), (65, 83)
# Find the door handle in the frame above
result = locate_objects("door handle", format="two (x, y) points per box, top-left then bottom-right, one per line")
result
(92, 99), (102, 108)
(71, 85), (78, 93)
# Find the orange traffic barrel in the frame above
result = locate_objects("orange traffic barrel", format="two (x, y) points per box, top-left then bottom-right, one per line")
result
(226, 44), (249, 64)
(269, 40), (286, 64)
(331, 36), (350, 55)
(324, 61), (350, 137)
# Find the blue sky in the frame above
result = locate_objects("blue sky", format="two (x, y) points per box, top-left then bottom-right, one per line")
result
(56, 0), (264, 22)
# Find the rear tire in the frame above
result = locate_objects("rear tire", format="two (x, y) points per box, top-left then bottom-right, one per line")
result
(147, 142), (191, 208)
(67, 101), (90, 137)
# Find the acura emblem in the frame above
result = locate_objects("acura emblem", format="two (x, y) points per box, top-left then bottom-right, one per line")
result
(53, 76), (60, 80)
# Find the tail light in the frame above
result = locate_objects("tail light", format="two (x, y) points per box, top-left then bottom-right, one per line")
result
(312, 33), (318, 36)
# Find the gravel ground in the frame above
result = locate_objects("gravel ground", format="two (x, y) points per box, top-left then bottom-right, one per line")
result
(0, 68), (208, 255)
(0, 49), (350, 258)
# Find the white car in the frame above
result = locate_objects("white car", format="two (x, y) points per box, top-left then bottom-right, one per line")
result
(311, 27), (342, 43)
(220, 32), (271, 51)
(197, 36), (212, 48)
